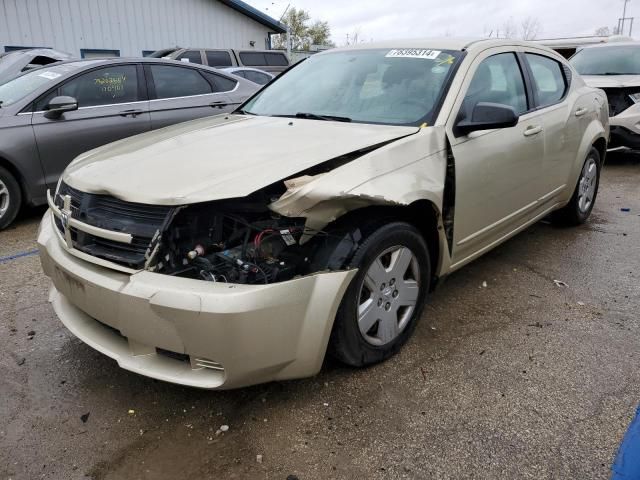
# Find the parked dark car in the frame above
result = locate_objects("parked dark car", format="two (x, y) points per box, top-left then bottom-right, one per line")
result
(0, 48), (73, 85)
(149, 47), (290, 74)
(0, 58), (259, 229)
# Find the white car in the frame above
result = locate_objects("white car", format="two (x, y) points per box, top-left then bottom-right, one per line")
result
(38, 38), (608, 390)
(222, 67), (274, 85)
(570, 41), (640, 149)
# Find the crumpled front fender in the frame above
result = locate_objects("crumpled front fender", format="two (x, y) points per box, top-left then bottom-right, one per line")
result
(270, 126), (448, 236)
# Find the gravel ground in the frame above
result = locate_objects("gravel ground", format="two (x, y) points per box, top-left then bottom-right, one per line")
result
(1, 153), (638, 480)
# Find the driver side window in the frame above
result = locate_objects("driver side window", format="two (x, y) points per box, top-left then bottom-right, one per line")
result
(462, 53), (528, 118)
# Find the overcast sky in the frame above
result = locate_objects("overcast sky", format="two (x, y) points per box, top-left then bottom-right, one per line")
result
(251, 0), (636, 45)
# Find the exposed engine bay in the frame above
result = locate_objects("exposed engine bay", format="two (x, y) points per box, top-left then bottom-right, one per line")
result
(147, 187), (360, 285)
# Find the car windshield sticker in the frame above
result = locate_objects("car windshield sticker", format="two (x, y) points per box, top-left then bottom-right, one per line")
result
(385, 49), (442, 60)
(38, 71), (62, 80)
(437, 54), (456, 66)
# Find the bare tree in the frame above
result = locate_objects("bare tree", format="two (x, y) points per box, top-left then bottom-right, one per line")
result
(520, 16), (542, 40)
(501, 18), (518, 39)
(595, 26), (611, 36)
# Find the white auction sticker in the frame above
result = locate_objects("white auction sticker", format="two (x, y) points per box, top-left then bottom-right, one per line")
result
(385, 49), (441, 60)
(38, 71), (62, 79)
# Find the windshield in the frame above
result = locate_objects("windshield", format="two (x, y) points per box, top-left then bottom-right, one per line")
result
(570, 45), (640, 75)
(242, 48), (462, 126)
(0, 62), (84, 106)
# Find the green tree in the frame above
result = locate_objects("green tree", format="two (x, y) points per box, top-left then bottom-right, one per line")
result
(272, 7), (334, 51)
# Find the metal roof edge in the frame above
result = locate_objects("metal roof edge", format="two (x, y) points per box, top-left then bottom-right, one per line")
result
(217, 0), (287, 34)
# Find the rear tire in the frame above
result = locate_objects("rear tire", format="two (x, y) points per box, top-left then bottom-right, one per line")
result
(329, 222), (430, 367)
(553, 147), (600, 226)
(0, 166), (21, 230)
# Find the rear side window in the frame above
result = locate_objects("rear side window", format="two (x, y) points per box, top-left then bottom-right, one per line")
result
(176, 50), (203, 64)
(265, 52), (288, 66)
(201, 71), (237, 92)
(150, 65), (211, 99)
(58, 65), (139, 107)
(463, 53), (528, 115)
(525, 54), (567, 108)
(205, 50), (232, 67)
(239, 52), (266, 66)
(243, 70), (271, 85)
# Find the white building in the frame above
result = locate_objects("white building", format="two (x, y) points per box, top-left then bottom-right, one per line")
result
(0, 0), (286, 57)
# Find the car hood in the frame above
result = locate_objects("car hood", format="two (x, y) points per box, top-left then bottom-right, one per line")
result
(581, 74), (640, 88)
(63, 115), (419, 205)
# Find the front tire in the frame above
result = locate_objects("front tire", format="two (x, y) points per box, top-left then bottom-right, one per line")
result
(553, 147), (601, 226)
(329, 222), (430, 367)
(0, 166), (21, 230)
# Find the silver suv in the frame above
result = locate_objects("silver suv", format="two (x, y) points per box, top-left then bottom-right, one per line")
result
(150, 47), (290, 75)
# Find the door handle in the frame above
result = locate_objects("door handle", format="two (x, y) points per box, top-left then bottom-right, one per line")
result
(209, 101), (230, 109)
(523, 125), (543, 137)
(575, 107), (588, 117)
(119, 109), (144, 118)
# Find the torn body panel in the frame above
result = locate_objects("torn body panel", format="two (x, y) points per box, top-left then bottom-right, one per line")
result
(270, 126), (448, 241)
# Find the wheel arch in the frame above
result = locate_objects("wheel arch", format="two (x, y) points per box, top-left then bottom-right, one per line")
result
(0, 155), (28, 205)
(316, 201), (445, 290)
(592, 136), (607, 164)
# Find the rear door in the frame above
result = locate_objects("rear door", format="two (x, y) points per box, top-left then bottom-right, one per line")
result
(521, 51), (577, 197)
(31, 63), (151, 190)
(145, 64), (239, 129)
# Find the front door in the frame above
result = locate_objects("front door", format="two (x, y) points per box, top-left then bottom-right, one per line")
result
(31, 64), (151, 190)
(447, 50), (546, 268)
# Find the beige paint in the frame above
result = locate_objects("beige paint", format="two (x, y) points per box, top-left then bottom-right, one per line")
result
(39, 212), (356, 389)
(40, 38), (609, 389)
(63, 114), (418, 205)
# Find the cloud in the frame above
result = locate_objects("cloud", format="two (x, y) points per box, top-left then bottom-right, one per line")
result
(253, 0), (631, 44)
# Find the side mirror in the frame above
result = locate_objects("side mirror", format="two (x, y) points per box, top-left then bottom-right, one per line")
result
(44, 96), (78, 119)
(454, 102), (519, 136)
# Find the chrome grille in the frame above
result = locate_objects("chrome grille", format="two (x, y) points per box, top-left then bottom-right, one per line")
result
(54, 182), (172, 269)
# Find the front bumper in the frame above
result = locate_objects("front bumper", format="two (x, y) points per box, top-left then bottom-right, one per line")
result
(609, 125), (640, 150)
(610, 103), (640, 149)
(38, 210), (356, 389)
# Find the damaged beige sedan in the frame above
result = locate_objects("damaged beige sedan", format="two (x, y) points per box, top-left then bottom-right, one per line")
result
(38, 38), (609, 389)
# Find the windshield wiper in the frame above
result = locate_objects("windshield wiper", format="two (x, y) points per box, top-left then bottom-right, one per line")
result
(236, 109), (257, 116)
(294, 112), (352, 122)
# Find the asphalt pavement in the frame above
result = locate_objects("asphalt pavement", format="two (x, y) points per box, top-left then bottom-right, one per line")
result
(1, 153), (639, 480)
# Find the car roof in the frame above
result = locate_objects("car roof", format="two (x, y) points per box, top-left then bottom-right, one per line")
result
(43, 56), (239, 71)
(328, 37), (556, 54)
(579, 40), (640, 49)
(1, 48), (73, 60)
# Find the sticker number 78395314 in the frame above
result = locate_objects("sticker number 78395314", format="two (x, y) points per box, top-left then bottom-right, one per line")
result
(385, 49), (442, 60)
